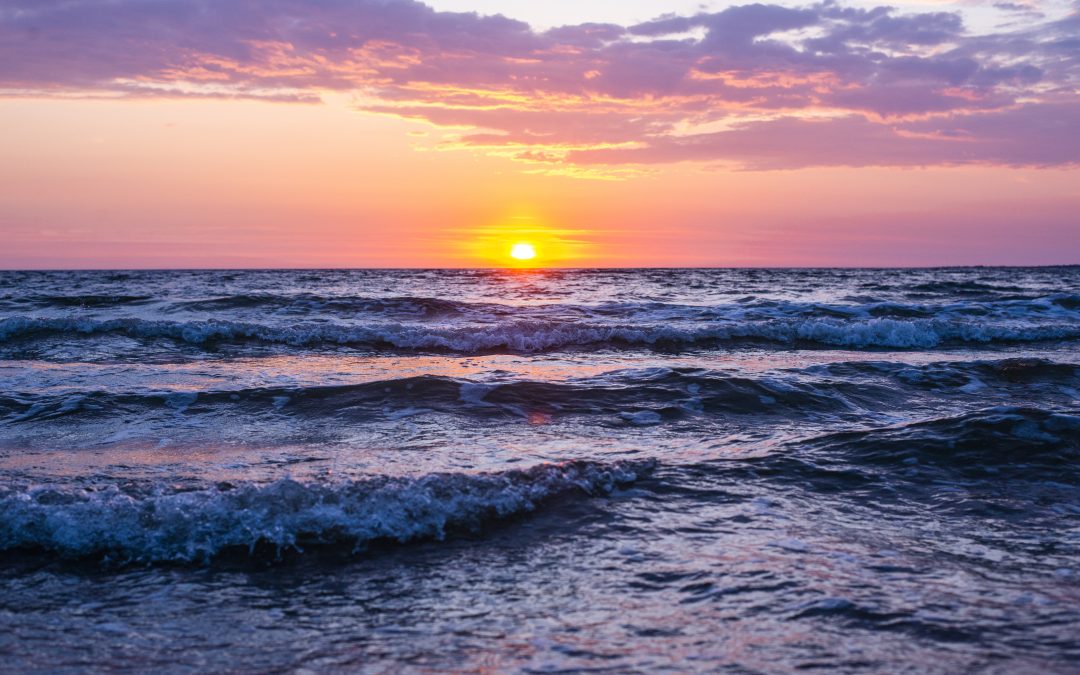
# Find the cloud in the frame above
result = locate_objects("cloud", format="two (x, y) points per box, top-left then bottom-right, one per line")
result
(1, 0), (1077, 171)
(566, 101), (1080, 169)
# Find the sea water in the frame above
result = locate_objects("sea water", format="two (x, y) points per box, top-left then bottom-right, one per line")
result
(1, 268), (1078, 671)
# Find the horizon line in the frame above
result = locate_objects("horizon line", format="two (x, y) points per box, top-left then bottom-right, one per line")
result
(2, 264), (1078, 273)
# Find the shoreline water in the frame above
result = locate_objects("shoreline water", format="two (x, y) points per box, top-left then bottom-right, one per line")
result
(1, 267), (1078, 671)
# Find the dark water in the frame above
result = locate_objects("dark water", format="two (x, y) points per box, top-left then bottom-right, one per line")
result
(1, 268), (1078, 672)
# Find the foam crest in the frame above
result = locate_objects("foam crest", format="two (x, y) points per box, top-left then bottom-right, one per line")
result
(2, 315), (1078, 353)
(0, 459), (653, 563)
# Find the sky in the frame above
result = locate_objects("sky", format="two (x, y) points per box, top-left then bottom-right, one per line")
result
(1, 0), (1078, 268)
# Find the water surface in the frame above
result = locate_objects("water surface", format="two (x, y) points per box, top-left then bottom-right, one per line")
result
(1, 268), (1078, 671)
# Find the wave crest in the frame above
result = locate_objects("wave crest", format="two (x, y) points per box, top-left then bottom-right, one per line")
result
(0, 460), (653, 563)
(2, 315), (1078, 353)
(803, 407), (1080, 478)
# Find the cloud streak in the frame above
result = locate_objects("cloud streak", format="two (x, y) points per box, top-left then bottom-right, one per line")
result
(2, 0), (1077, 171)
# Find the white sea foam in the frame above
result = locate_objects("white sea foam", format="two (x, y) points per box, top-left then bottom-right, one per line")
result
(2, 315), (1078, 352)
(0, 459), (653, 562)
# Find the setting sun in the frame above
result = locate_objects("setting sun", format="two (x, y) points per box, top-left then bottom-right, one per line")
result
(509, 242), (537, 261)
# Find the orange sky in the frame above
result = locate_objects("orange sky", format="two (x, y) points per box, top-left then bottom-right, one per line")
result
(1, 0), (1078, 268)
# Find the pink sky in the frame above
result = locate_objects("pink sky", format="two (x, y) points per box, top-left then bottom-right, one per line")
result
(1, 0), (1078, 267)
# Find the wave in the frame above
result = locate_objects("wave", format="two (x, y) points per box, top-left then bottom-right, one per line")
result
(0, 459), (654, 563)
(670, 407), (1080, 508)
(786, 597), (979, 642)
(797, 407), (1080, 480)
(905, 280), (1034, 297)
(804, 357), (1080, 389)
(0, 368), (883, 425)
(2, 315), (1079, 353)
(11, 294), (157, 309)
(6, 290), (1079, 320)
(168, 294), (483, 317)
(3, 359), (1074, 427)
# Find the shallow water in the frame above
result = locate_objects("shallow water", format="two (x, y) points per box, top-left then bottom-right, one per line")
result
(1, 268), (1078, 671)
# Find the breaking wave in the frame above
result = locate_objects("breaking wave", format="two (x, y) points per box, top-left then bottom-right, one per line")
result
(2, 315), (1079, 353)
(0, 459), (654, 563)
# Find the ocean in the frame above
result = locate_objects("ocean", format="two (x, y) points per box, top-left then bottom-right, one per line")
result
(1, 267), (1078, 671)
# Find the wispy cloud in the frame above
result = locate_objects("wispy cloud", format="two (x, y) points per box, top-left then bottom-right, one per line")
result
(2, 0), (1077, 171)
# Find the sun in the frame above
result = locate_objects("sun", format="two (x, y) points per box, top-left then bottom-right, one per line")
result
(509, 242), (537, 261)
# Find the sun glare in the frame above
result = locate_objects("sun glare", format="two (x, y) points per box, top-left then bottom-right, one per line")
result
(509, 242), (537, 261)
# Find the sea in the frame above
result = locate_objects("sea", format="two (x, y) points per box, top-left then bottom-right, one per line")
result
(0, 267), (1078, 672)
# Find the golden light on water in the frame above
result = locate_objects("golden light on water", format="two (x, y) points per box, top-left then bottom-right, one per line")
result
(509, 242), (537, 261)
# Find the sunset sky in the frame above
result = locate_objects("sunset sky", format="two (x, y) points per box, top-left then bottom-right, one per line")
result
(1, 0), (1078, 268)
